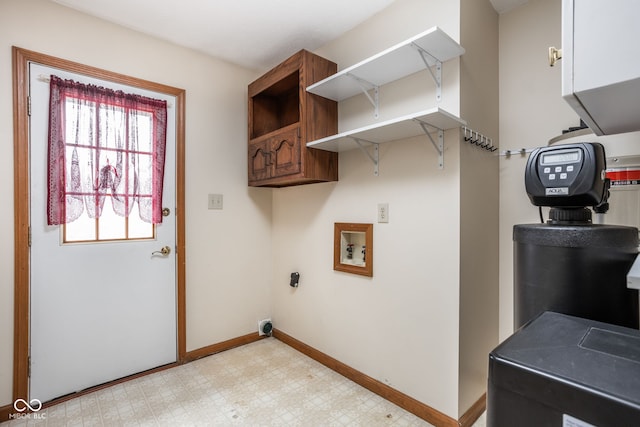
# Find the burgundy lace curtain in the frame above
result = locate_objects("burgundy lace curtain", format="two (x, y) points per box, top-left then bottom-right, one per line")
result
(47, 75), (168, 225)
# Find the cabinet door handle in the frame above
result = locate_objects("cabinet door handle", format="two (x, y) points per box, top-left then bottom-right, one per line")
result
(548, 46), (562, 67)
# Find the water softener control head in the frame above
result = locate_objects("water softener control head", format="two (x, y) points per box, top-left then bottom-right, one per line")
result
(524, 142), (608, 209)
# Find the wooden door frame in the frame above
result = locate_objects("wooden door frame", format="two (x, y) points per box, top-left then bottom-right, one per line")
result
(11, 46), (187, 402)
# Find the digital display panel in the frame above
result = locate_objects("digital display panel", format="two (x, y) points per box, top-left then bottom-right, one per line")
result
(541, 149), (581, 165)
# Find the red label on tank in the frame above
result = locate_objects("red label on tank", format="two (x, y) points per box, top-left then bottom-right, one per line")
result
(607, 169), (640, 186)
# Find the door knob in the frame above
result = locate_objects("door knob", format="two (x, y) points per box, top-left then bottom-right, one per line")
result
(152, 246), (171, 256)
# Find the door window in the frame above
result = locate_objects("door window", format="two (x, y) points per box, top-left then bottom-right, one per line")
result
(46, 75), (168, 243)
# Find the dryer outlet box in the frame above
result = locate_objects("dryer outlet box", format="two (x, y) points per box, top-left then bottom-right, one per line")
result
(258, 318), (272, 336)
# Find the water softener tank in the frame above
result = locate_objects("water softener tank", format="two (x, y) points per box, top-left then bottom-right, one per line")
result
(514, 142), (639, 329)
(514, 222), (639, 329)
(491, 142), (640, 427)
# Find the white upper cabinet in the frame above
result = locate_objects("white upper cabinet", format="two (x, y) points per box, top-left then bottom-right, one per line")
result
(562, 0), (640, 135)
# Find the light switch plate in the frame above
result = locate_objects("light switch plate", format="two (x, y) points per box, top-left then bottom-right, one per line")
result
(208, 194), (223, 210)
(378, 203), (389, 223)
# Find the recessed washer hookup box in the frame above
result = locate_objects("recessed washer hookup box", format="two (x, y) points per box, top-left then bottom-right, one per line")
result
(488, 312), (640, 427)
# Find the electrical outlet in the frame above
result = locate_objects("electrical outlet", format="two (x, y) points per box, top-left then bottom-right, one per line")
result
(208, 194), (223, 210)
(378, 203), (389, 223)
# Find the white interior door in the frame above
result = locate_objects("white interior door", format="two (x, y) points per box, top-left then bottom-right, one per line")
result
(29, 63), (177, 403)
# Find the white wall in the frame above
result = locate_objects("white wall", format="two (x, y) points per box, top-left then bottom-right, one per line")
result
(498, 0), (640, 340)
(459, 0), (499, 415)
(498, 0), (574, 340)
(272, 0), (466, 418)
(0, 0), (272, 407)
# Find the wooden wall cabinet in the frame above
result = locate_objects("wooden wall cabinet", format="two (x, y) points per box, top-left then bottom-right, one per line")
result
(248, 50), (338, 187)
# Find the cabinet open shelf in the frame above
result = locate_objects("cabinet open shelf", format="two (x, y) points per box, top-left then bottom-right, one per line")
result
(247, 50), (338, 187)
(306, 107), (466, 173)
(250, 70), (300, 139)
(306, 26), (464, 108)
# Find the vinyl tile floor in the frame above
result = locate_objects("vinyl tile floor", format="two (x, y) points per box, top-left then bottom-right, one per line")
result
(4, 337), (486, 426)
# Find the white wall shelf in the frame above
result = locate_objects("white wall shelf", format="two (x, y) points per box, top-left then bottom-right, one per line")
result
(306, 108), (466, 173)
(306, 26), (465, 117)
(306, 27), (465, 174)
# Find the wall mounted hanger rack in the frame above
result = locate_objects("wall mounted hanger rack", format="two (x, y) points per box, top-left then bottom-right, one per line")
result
(462, 127), (535, 158)
(462, 126), (497, 152)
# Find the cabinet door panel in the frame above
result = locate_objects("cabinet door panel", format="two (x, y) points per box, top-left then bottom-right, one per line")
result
(248, 141), (270, 182)
(271, 129), (301, 178)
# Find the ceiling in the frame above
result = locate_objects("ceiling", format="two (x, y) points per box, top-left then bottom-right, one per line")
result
(51, 0), (528, 72)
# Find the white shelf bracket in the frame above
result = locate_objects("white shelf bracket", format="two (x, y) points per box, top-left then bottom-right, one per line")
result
(414, 118), (445, 169)
(346, 73), (380, 118)
(411, 43), (442, 102)
(349, 136), (380, 176)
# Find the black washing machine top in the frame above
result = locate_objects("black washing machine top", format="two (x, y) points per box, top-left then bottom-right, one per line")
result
(490, 312), (640, 427)
(493, 312), (640, 406)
